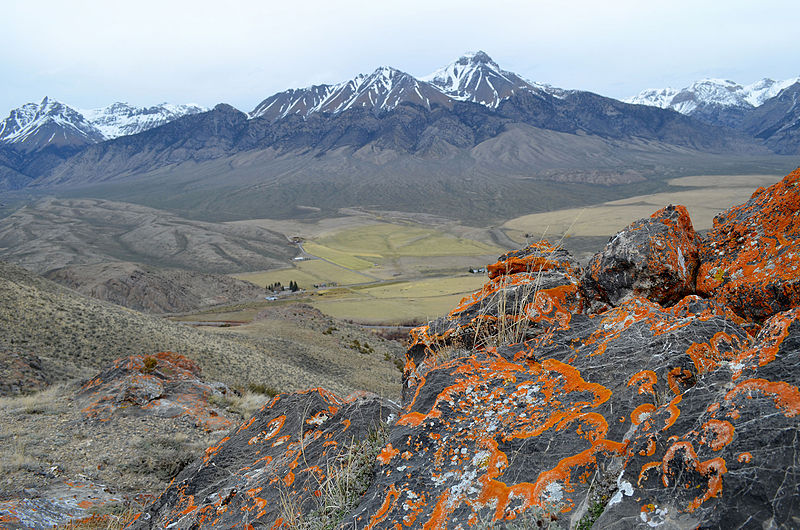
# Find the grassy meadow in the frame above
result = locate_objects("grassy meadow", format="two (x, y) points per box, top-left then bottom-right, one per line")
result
(226, 220), (503, 324)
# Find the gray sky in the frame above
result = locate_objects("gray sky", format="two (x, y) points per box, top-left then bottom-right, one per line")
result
(2, 0), (798, 114)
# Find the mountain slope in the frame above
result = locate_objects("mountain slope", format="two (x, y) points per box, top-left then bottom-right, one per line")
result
(0, 259), (401, 397)
(741, 82), (800, 154)
(249, 66), (452, 120)
(43, 261), (269, 314)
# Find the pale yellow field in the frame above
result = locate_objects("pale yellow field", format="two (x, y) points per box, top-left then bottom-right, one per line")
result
(356, 275), (487, 299)
(306, 274), (487, 324)
(310, 293), (471, 325)
(502, 174), (786, 241)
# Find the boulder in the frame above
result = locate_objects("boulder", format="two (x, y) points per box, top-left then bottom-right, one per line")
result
(129, 389), (398, 529)
(77, 352), (235, 432)
(697, 168), (800, 321)
(347, 296), (754, 528)
(583, 205), (701, 309)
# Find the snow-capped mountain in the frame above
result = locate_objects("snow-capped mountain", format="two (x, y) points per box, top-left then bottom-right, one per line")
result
(0, 98), (207, 153)
(81, 102), (206, 139)
(249, 66), (451, 120)
(0, 97), (105, 152)
(250, 52), (568, 120)
(421, 51), (564, 107)
(627, 77), (800, 115)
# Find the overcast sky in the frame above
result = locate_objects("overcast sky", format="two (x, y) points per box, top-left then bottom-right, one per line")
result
(2, 0), (798, 114)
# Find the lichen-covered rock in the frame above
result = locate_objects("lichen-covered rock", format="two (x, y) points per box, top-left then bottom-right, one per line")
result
(697, 168), (800, 321)
(584, 205), (701, 309)
(0, 480), (124, 529)
(598, 307), (800, 528)
(406, 241), (583, 402)
(487, 242), (581, 280)
(77, 352), (235, 432)
(129, 389), (397, 529)
(123, 172), (800, 529)
(347, 296), (753, 528)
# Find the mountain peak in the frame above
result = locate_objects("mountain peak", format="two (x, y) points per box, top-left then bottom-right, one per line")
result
(422, 51), (551, 107)
(460, 50), (498, 68)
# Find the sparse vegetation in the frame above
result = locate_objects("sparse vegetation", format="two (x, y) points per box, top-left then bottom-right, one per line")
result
(208, 389), (270, 420)
(279, 423), (389, 529)
(123, 435), (197, 481)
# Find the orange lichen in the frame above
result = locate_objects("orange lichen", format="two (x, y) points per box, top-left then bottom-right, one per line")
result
(203, 437), (229, 464)
(658, 441), (728, 512)
(697, 169), (800, 320)
(377, 444), (400, 465)
(725, 378), (800, 417)
(700, 419), (735, 451)
(628, 370), (658, 397)
(631, 404), (656, 426)
(738, 452), (752, 463)
(662, 395), (682, 431)
(365, 485), (401, 530)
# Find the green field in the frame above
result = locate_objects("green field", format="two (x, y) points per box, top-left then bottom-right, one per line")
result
(233, 259), (374, 290)
(313, 223), (502, 260)
(309, 275), (487, 324)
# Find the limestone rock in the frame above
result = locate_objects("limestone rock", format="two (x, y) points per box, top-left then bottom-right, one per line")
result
(584, 205), (701, 309)
(697, 168), (800, 321)
(598, 307), (800, 528)
(0, 480), (123, 529)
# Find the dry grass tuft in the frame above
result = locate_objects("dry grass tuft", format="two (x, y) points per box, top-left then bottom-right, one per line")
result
(279, 423), (389, 529)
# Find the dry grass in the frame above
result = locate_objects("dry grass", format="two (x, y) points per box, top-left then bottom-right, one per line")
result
(0, 384), (65, 416)
(0, 261), (402, 400)
(56, 503), (143, 529)
(278, 423), (389, 529)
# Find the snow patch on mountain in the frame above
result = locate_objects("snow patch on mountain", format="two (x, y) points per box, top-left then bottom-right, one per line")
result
(422, 51), (566, 107)
(0, 97), (104, 151)
(81, 102), (207, 139)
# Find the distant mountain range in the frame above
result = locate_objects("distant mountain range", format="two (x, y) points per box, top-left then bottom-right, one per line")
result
(627, 77), (800, 153)
(0, 98), (206, 152)
(0, 52), (797, 223)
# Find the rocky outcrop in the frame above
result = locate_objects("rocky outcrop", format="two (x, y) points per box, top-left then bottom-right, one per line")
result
(697, 167), (800, 320)
(0, 350), (51, 396)
(77, 352), (236, 432)
(0, 480), (124, 529)
(129, 389), (398, 529)
(583, 204), (701, 310)
(129, 169), (800, 528)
